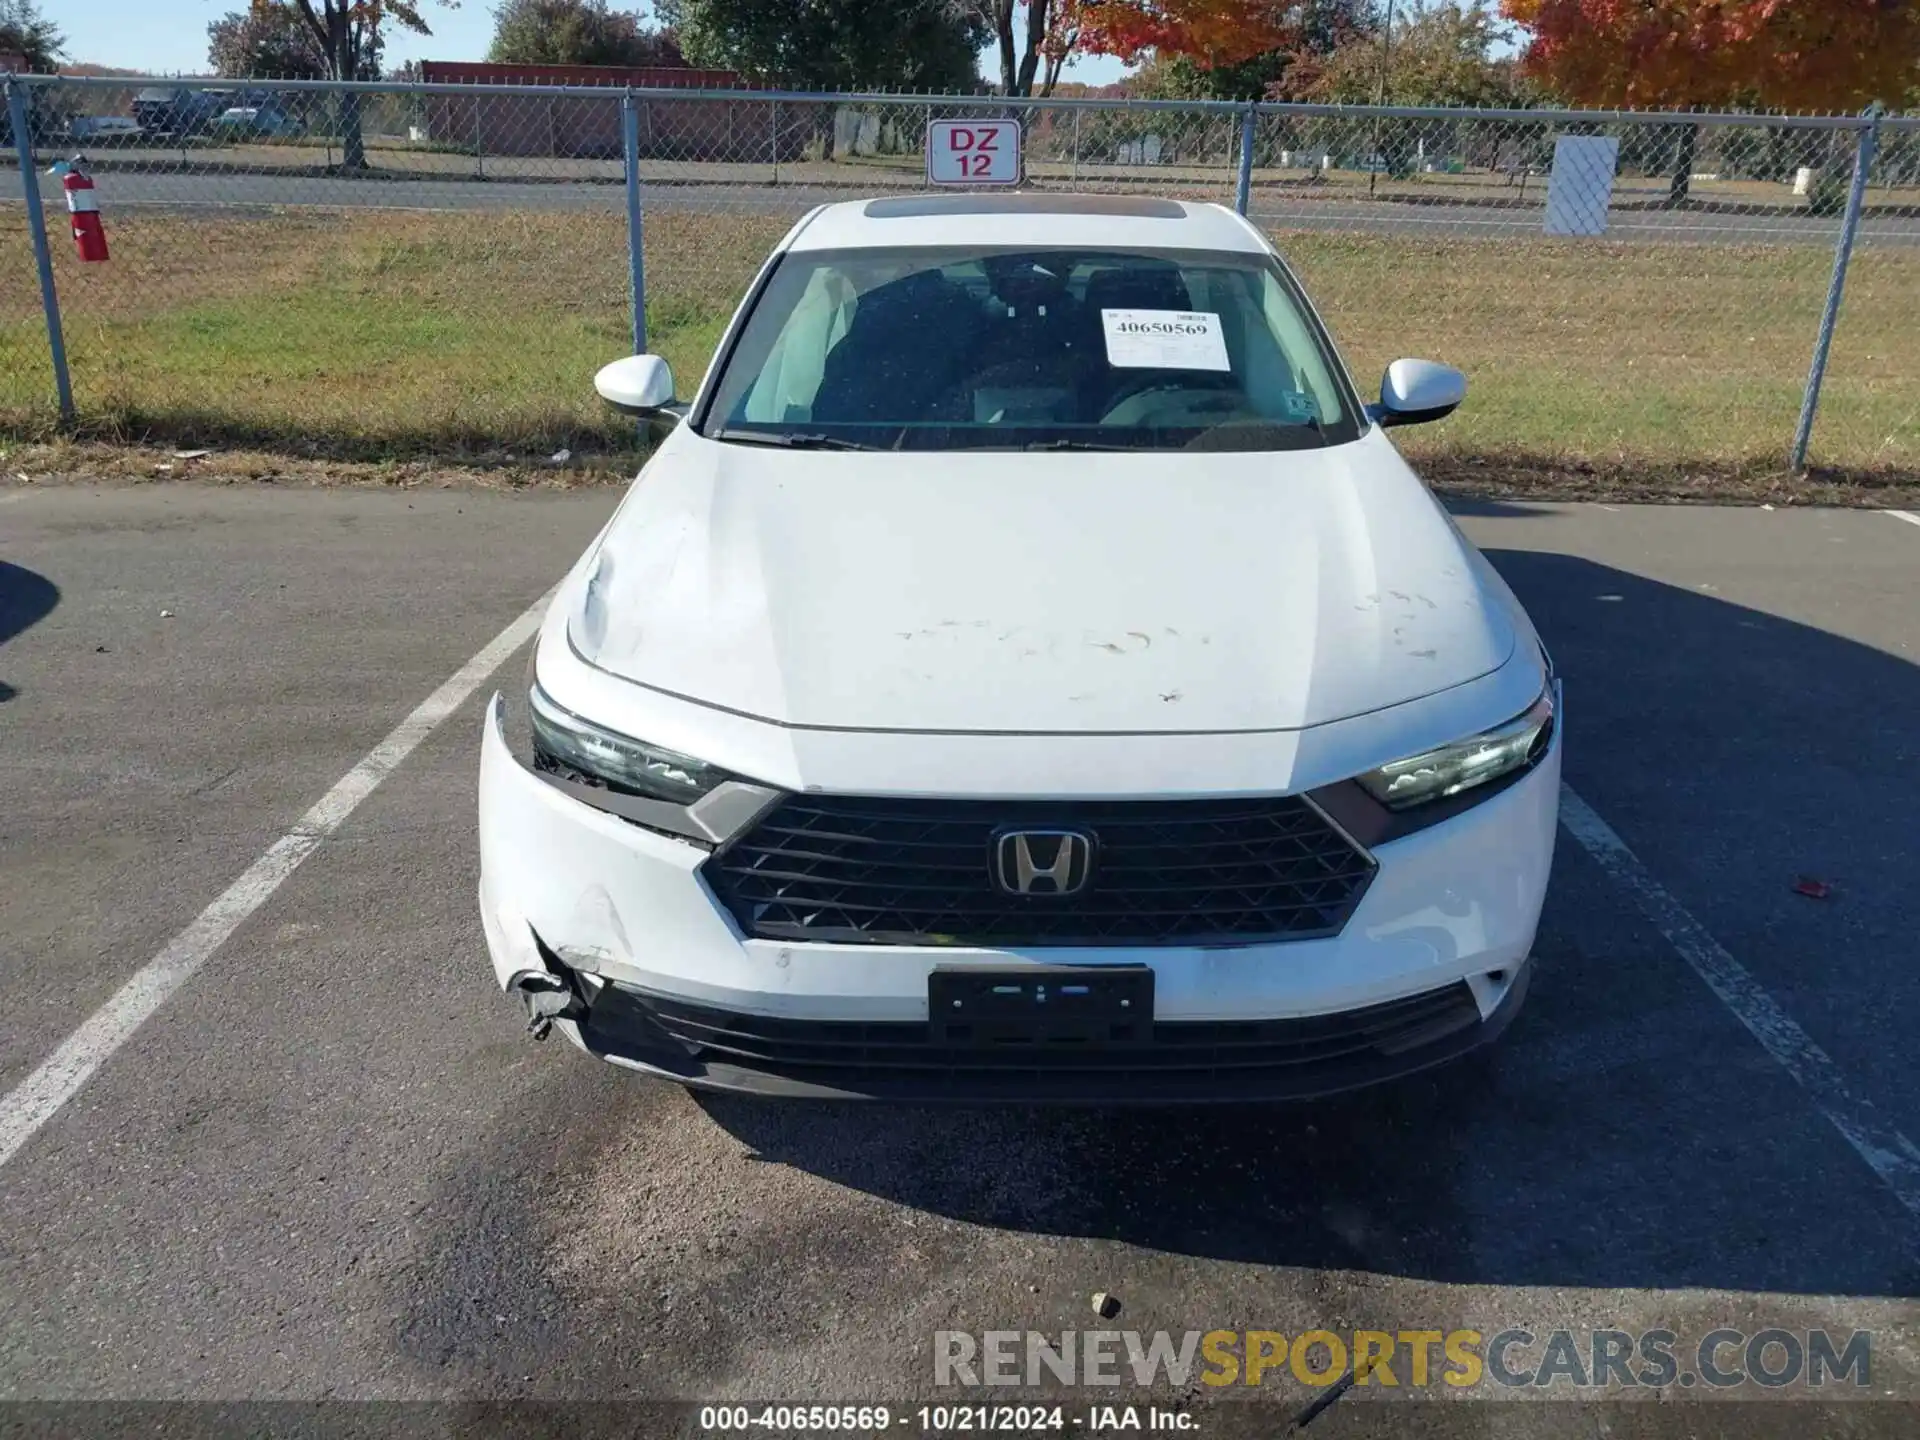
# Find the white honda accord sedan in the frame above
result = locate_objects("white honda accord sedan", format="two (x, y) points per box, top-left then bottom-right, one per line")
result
(478, 193), (1560, 1102)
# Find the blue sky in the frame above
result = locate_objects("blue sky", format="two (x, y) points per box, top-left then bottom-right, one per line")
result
(62, 0), (1129, 84)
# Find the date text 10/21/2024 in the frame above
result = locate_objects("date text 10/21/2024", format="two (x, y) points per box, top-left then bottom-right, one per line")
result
(698, 1405), (1191, 1432)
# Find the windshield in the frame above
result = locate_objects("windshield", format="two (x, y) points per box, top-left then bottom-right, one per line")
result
(698, 245), (1361, 452)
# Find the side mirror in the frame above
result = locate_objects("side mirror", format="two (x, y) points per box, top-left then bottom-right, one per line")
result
(1372, 358), (1466, 428)
(594, 354), (678, 416)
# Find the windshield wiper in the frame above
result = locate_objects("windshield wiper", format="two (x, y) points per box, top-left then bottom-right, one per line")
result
(711, 427), (881, 451)
(1014, 438), (1148, 452)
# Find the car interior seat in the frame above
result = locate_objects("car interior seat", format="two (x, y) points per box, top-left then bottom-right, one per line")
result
(811, 270), (982, 425)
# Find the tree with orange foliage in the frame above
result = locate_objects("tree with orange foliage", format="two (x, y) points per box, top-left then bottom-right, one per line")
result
(1126, 0), (1375, 102)
(1504, 0), (1919, 112)
(1503, 0), (1920, 202)
(968, 0), (1304, 96)
(1073, 0), (1302, 66)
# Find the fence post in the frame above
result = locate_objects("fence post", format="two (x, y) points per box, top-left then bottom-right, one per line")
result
(1790, 106), (1880, 473)
(6, 77), (74, 425)
(622, 89), (646, 354)
(771, 98), (779, 184)
(473, 98), (484, 178)
(1235, 104), (1256, 215)
(1070, 107), (1080, 184)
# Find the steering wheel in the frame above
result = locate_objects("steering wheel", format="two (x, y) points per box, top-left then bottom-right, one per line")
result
(1098, 370), (1238, 425)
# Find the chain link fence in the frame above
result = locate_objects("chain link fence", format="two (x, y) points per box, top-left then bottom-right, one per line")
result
(3, 74), (1914, 477)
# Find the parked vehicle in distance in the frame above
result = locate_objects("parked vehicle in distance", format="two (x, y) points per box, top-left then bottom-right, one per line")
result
(67, 116), (145, 145)
(209, 104), (300, 139)
(129, 86), (228, 140)
(478, 192), (1562, 1103)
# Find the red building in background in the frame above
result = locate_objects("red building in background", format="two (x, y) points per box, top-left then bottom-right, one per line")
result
(418, 60), (806, 163)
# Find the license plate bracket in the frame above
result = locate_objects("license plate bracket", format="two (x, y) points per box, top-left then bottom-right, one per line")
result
(929, 965), (1153, 1049)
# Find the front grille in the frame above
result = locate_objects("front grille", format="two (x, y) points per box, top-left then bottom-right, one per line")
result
(593, 982), (1482, 1095)
(702, 795), (1375, 947)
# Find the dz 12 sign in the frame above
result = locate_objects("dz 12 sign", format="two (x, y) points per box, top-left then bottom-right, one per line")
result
(926, 119), (1022, 186)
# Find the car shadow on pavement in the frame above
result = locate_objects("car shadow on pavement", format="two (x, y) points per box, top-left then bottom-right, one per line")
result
(0, 559), (59, 703)
(1434, 494), (1556, 518)
(689, 550), (1920, 1302)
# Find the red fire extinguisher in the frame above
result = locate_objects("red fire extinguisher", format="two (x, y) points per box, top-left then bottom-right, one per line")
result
(55, 159), (110, 263)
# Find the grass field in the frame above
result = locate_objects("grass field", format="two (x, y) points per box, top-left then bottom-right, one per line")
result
(0, 209), (784, 457)
(2, 206), (1914, 493)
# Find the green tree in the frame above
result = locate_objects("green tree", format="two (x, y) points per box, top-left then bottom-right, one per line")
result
(1293, 0), (1523, 107)
(0, 0), (66, 71)
(1283, 2), (1531, 180)
(1131, 51), (1282, 101)
(659, 0), (985, 93)
(208, 3), (341, 78)
(488, 0), (684, 68)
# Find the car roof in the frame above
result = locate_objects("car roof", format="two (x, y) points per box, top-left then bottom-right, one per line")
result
(783, 193), (1269, 257)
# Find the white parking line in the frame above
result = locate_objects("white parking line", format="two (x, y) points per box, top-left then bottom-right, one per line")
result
(1884, 509), (1920, 529)
(0, 587), (557, 1172)
(6, 609), (1916, 1234)
(1560, 784), (1920, 1228)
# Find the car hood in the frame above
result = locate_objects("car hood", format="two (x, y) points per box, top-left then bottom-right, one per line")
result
(570, 428), (1515, 734)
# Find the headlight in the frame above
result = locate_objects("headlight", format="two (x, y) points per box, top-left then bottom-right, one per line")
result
(1356, 688), (1555, 811)
(529, 681), (730, 804)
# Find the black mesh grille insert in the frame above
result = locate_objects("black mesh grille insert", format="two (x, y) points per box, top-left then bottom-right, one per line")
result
(703, 795), (1376, 947)
(594, 981), (1482, 1095)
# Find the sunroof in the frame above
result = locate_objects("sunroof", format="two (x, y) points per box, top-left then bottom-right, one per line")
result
(863, 194), (1189, 220)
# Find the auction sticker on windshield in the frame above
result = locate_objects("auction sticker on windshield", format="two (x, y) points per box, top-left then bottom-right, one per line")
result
(1101, 309), (1231, 371)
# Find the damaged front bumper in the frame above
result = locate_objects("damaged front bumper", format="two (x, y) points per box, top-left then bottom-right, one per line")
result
(499, 940), (1532, 1103)
(477, 692), (1560, 1102)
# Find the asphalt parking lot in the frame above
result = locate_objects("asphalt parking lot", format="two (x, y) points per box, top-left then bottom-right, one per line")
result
(2, 481), (1918, 1436)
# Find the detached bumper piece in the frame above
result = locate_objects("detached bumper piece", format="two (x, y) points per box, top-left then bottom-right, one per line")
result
(575, 970), (1527, 1103)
